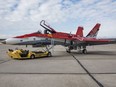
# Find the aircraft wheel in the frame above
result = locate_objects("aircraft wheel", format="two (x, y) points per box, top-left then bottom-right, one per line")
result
(48, 52), (52, 57)
(30, 55), (35, 59)
(66, 49), (71, 53)
(82, 49), (87, 54)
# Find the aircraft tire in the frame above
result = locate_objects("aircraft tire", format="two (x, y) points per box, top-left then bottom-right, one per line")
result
(82, 49), (87, 54)
(66, 49), (71, 53)
(30, 54), (35, 59)
(48, 52), (52, 57)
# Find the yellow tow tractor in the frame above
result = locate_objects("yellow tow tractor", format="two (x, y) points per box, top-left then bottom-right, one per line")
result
(7, 49), (52, 59)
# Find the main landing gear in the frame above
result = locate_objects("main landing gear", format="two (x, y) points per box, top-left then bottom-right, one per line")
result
(82, 49), (87, 54)
(66, 46), (73, 53)
(66, 46), (87, 54)
(82, 46), (87, 54)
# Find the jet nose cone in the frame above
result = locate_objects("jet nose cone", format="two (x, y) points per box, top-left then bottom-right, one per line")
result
(1, 40), (6, 44)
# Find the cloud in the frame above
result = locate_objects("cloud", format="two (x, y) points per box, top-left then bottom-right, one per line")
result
(0, 0), (116, 38)
(0, 34), (12, 38)
(0, 0), (115, 22)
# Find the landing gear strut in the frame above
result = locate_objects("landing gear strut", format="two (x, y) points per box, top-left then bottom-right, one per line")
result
(45, 39), (54, 56)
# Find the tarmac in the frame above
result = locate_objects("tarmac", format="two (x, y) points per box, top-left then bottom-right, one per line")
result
(0, 44), (116, 87)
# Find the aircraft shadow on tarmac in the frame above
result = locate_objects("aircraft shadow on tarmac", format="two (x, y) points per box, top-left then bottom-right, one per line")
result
(71, 51), (116, 56)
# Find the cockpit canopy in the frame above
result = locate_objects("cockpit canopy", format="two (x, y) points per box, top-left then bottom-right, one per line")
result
(35, 30), (42, 34)
(35, 29), (52, 34)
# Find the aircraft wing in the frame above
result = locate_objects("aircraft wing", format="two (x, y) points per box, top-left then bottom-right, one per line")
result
(73, 38), (116, 46)
(84, 39), (116, 45)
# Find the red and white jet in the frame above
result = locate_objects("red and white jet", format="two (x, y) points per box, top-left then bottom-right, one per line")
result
(1, 20), (116, 53)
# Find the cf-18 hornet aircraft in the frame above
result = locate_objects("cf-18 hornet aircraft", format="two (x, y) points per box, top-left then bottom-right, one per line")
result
(1, 20), (116, 53)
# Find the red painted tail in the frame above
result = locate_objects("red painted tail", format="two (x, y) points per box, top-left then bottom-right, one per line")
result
(86, 23), (101, 37)
(76, 26), (83, 37)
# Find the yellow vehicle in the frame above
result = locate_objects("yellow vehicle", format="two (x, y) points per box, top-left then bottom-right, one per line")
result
(7, 49), (52, 59)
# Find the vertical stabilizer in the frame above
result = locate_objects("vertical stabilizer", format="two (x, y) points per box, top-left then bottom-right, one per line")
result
(86, 23), (101, 37)
(76, 26), (83, 37)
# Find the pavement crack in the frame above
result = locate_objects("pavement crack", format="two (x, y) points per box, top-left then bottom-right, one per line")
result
(70, 53), (104, 87)
(0, 72), (116, 75)
(0, 59), (11, 65)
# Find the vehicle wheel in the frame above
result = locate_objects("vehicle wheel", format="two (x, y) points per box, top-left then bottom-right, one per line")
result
(82, 49), (87, 54)
(30, 55), (35, 59)
(66, 49), (71, 53)
(48, 52), (52, 57)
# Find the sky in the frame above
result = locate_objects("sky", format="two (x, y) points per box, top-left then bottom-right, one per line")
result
(0, 0), (116, 38)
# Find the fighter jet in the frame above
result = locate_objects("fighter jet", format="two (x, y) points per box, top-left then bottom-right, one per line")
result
(1, 20), (116, 53)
